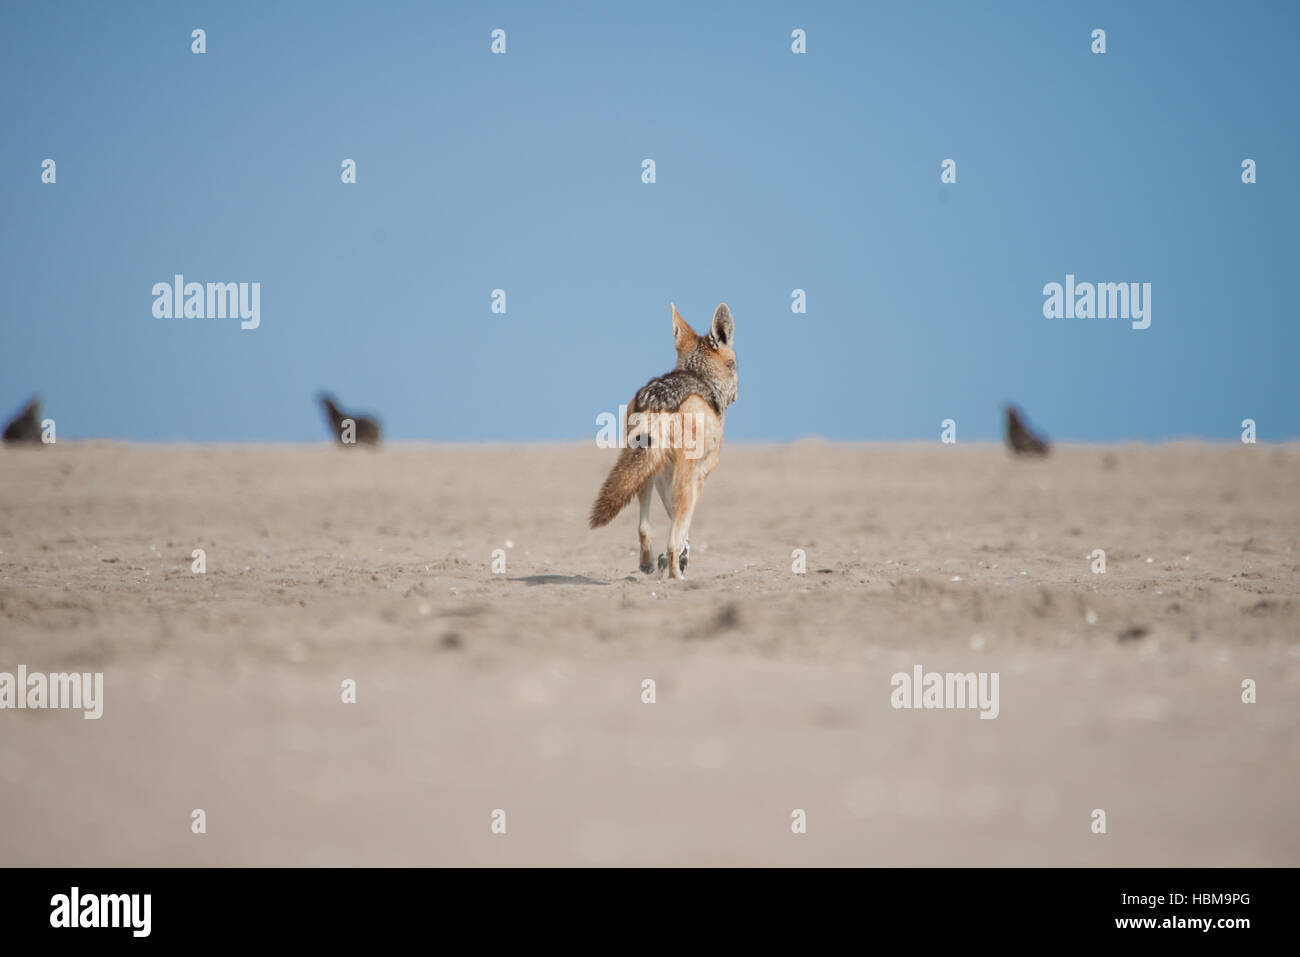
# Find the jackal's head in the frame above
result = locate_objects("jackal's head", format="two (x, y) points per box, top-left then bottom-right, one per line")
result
(671, 302), (738, 409)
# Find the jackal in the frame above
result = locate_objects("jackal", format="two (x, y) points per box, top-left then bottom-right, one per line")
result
(589, 302), (738, 579)
(1, 396), (43, 444)
(1005, 404), (1050, 456)
(317, 393), (382, 446)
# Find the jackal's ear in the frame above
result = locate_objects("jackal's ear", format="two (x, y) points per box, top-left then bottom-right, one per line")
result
(710, 303), (734, 347)
(671, 302), (696, 349)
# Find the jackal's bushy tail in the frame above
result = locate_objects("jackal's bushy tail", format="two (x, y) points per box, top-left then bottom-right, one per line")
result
(589, 445), (662, 528)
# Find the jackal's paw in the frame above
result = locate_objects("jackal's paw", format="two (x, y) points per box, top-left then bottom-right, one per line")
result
(657, 543), (688, 576)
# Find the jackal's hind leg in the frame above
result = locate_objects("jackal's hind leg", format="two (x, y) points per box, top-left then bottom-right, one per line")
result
(654, 473), (680, 572)
(664, 475), (700, 580)
(637, 482), (655, 574)
(676, 481), (703, 575)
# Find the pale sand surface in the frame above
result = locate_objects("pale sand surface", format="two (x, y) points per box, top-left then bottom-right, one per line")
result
(1, 442), (1296, 865)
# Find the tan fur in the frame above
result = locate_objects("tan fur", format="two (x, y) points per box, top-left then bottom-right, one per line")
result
(590, 303), (737, 579)
(589, 440), (667, 529)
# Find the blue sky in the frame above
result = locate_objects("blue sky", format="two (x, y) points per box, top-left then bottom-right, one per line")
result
(1, 0), (1296, 442)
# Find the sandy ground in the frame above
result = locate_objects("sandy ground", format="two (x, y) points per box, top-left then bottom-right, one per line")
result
(0, 441), (1297, 866)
